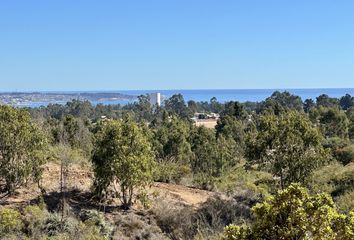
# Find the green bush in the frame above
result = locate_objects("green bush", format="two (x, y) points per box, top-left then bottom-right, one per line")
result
(332, 166), (354, 196)
(0, 208), (23, 236)
(215, 164), (273, 197)
(223, 184), (354, 240)
(335, 190), (354, 213)
(23, 205), (48, 237)
(154, 161), (191, 184)
(136, 190), (152, 209)
(80, 210), (113, 239)
(335, 144), (354, 165)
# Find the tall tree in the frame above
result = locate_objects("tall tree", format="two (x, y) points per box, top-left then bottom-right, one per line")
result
(164, 94), (192, 119)
(261, 91), (303, 114)
(92, 117), (155, 209)
(303, 98), (315, 113)
(340, 94), (354, 110)
(246, 111), (328, 188)
(316, 94), (339, 108)
(309, 106), (349, 139)
(0, 106), (47, 194)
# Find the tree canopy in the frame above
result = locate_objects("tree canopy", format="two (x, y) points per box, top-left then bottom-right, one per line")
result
(246, 111), (328, 188)
(0, 106), (47, 194)
(92, 117), (155, 209)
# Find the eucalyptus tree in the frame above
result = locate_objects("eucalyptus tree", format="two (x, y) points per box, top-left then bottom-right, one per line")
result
(246, 111), (328, 189)
(0, 106), (47, 194)
(92, 117), (155, 209)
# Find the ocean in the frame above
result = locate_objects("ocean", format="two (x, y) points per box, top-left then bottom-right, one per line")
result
(120, 88), (354, 103)
(11, 88), (354, 107)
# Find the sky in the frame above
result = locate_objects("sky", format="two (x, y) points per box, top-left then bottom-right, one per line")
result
(0, 0), (354, 91)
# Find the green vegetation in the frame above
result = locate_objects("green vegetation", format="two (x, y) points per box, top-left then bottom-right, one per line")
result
(0, 105), (47, 194)
(92, 117), (155, 209)
(1, 91), (354, 239)
(223, 184), (354, 240)
(246, 111), (328, 188)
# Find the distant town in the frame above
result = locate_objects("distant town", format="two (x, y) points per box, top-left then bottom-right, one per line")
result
(0, 92), (136, 107)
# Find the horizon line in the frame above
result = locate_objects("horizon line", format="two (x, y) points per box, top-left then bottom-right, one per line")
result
(2, 87), (354, 93)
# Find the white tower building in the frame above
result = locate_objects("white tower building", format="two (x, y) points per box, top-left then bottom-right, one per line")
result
(149, 92), (161, 107)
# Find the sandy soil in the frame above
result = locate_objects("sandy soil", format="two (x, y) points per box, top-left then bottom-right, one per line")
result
(0, 162), (215, 209)
(194, 119), (218, 128)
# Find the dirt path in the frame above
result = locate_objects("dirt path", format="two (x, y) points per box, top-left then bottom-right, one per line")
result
(151, 182), (215, 206)
(1, 163), (217, 208)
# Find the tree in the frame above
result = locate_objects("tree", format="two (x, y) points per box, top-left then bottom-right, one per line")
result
(152, 117), (193, 183)
(246, 111), (328, 189)
(152, 117), (193, 164)
(130, 94), (153, 122)
(164, 94), (192, 119)
(223, 184), (354, 240)
(210, 97), (223, 113)
(189, 127), (238, 188)
(316, 94), (339, 108)
(303, 98), (315, 113)
(216, 115), (246, 150)
(261, 91), (304, 114)
(222, 101), (248, 120)
(92, 117), (155, 209)
(340, 94), (354, 110)
(346, 107), (354, 140)
(0, 106), (47, 194)
(309, 107), (349, 139)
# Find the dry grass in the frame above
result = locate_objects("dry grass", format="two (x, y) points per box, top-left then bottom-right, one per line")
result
(194, 119), (218, 129)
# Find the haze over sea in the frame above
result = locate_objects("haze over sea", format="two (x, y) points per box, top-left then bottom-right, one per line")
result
(18, 88), (354, 107)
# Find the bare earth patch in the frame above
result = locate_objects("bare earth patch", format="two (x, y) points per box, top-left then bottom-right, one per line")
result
(1, 162), (217, 209)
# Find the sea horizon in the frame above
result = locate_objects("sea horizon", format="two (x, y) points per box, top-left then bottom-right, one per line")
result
(0, 88), (354, 107)
(2, 88), (354, 107)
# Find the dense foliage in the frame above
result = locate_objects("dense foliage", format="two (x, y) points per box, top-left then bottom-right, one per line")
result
(1, 91), (354, 239)
(0, 105), (47, 194)
(223, 184), (354, 240)
(92, 117), (155, 209)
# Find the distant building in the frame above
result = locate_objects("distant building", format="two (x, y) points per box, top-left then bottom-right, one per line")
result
(149, 92), (161, 107)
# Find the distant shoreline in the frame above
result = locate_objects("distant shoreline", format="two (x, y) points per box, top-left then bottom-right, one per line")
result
(1, 88), (354, 108)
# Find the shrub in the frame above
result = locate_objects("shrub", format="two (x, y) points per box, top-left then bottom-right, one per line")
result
(136, 190), (152, 209)
(0, 208), (23, 236)
(335, 190), (354, 213)
(332, 166), (354, 196)
(223, 184), (354, 240)
(335, 144), (354, 165)
(23, 205), (48, 237)
(154, 161), (191, 184)
(193, 196), (253, 237)
(80, 210), (113, 239)
(152, 199), (196, 239)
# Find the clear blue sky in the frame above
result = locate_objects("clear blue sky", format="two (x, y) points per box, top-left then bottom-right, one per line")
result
(1, 0), (354, 91)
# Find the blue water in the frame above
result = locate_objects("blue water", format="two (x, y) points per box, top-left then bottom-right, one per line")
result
(119, 88), (354, 103)
(14, 88), (354, 107)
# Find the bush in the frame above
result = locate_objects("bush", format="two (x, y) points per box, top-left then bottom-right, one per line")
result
(335, 190), (354, 213)
(154, 161), (191, 184)
(136, 190), (152, 209)
(223, 184), (354, 240)
(215, 164), (273, 197)
(152, 195), (255, 240)
(45, 213), (105, 240)
(332, 166), (354, 196)
(193, 196), (253, 237)
(23, 205), (48, 237)
(0, 208), (23, 236)
(80, 210), (113, 239)
(335, 144), (354, 165)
